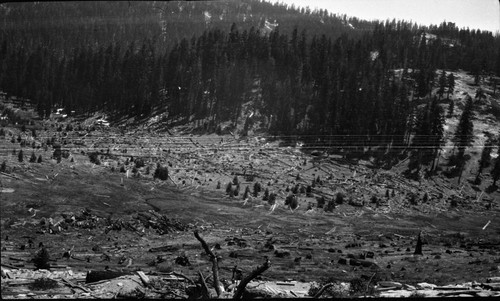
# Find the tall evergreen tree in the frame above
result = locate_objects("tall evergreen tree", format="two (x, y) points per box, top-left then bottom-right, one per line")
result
(453, 96), (474, 158)
(475, 137), (493, 182)
(446, 72), (455, 99)
(453, 96), (474, 183)
(437, 70), (447, 100)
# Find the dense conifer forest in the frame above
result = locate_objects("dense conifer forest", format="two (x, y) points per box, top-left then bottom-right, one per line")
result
(1, 0), (499, 168)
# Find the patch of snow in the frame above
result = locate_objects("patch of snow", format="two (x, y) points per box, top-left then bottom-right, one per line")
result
(370, 51), (379, 61)
(203, 11), (211, 23)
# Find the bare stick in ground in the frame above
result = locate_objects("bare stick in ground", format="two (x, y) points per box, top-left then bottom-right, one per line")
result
(194, 230), (222, 297)
(233, 258), (270, 299)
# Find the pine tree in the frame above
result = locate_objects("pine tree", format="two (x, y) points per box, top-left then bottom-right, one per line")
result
(29, 152), (37, 163)
(18, 149), (23, 162)
(446, 73), (455, 99)
(475, 137), (493, 183)
(447, 99), (454, 118)
(492, 157), (500, 186)
(437, 70), (447, 99)
(428, 97), (445, 172)
(453, 96), (474, 159)
(153, 163), (169, 181)
(453, 96), (474, 183)
(37, 155), (42, 163)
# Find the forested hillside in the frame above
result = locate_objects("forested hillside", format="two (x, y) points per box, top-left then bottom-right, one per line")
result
(1, 0), (499, 167)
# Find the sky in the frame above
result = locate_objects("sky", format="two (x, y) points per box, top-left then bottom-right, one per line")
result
(273, 0), (500, 34)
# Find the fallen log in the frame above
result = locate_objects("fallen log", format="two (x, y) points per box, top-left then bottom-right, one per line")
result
(85, 270), (132, 284)
(60, 278), (90, 293)
(0, 172), (19, 179)
(149, 245), (179, 252)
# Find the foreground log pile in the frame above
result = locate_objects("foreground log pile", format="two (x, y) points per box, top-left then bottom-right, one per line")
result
(2, 267), (500, 299)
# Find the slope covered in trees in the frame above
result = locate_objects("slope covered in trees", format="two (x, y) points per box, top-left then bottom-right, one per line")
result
(1, 0), (499, 168)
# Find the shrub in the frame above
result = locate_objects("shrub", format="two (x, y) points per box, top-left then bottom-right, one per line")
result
(29, 277), (58, 291)
(335, 192), (345, 204)
(53, 145), (62, 161)
(263, 188), (269, 201)
(0, 161), (6, 172)
(325, 199), (336, 212)
(268, 193), (276, 205)
(232, 175), (239, 185)
(216, 181), (221, 189)
(120, 165), (126, 173)
(316, 196), (326, 208)
(135, 158), (145, 168)
(154, 163), (169, 180)
(307, 278), (349, 298)
(306, 185), (313, 196)
(233, 184), (240, 196)
(422, 192), (429, 203)
(33, 247), (51, 270)
(253, 182), (261, 196)
(226, 182), (233, 195)
(18, 149), (23, 162)
(409, 194), (417, 205)
(88, 152), (101, 165)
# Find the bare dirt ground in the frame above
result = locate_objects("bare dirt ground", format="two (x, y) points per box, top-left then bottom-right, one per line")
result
(1, 71), (500, 298)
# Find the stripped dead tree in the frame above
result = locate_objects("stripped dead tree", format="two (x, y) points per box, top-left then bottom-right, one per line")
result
(194, 230), (223, 297)
(233, 258), (270, 299)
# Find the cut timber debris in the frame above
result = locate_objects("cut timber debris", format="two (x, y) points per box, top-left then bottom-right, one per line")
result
(482, 220), (491, 230)
(136, 271), (150, 287)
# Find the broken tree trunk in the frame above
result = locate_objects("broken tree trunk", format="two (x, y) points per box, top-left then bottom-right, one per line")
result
(194, 230), (222, 297)
(233, 259), (270, 300)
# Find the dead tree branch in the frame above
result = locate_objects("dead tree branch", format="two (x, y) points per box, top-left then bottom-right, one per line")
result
(167, 272), (195, 285)
(313, 283), (335, 298)
(233, 259), (270, 300)
(194, 230), (222, 297)
(198, 271), (211, 299)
